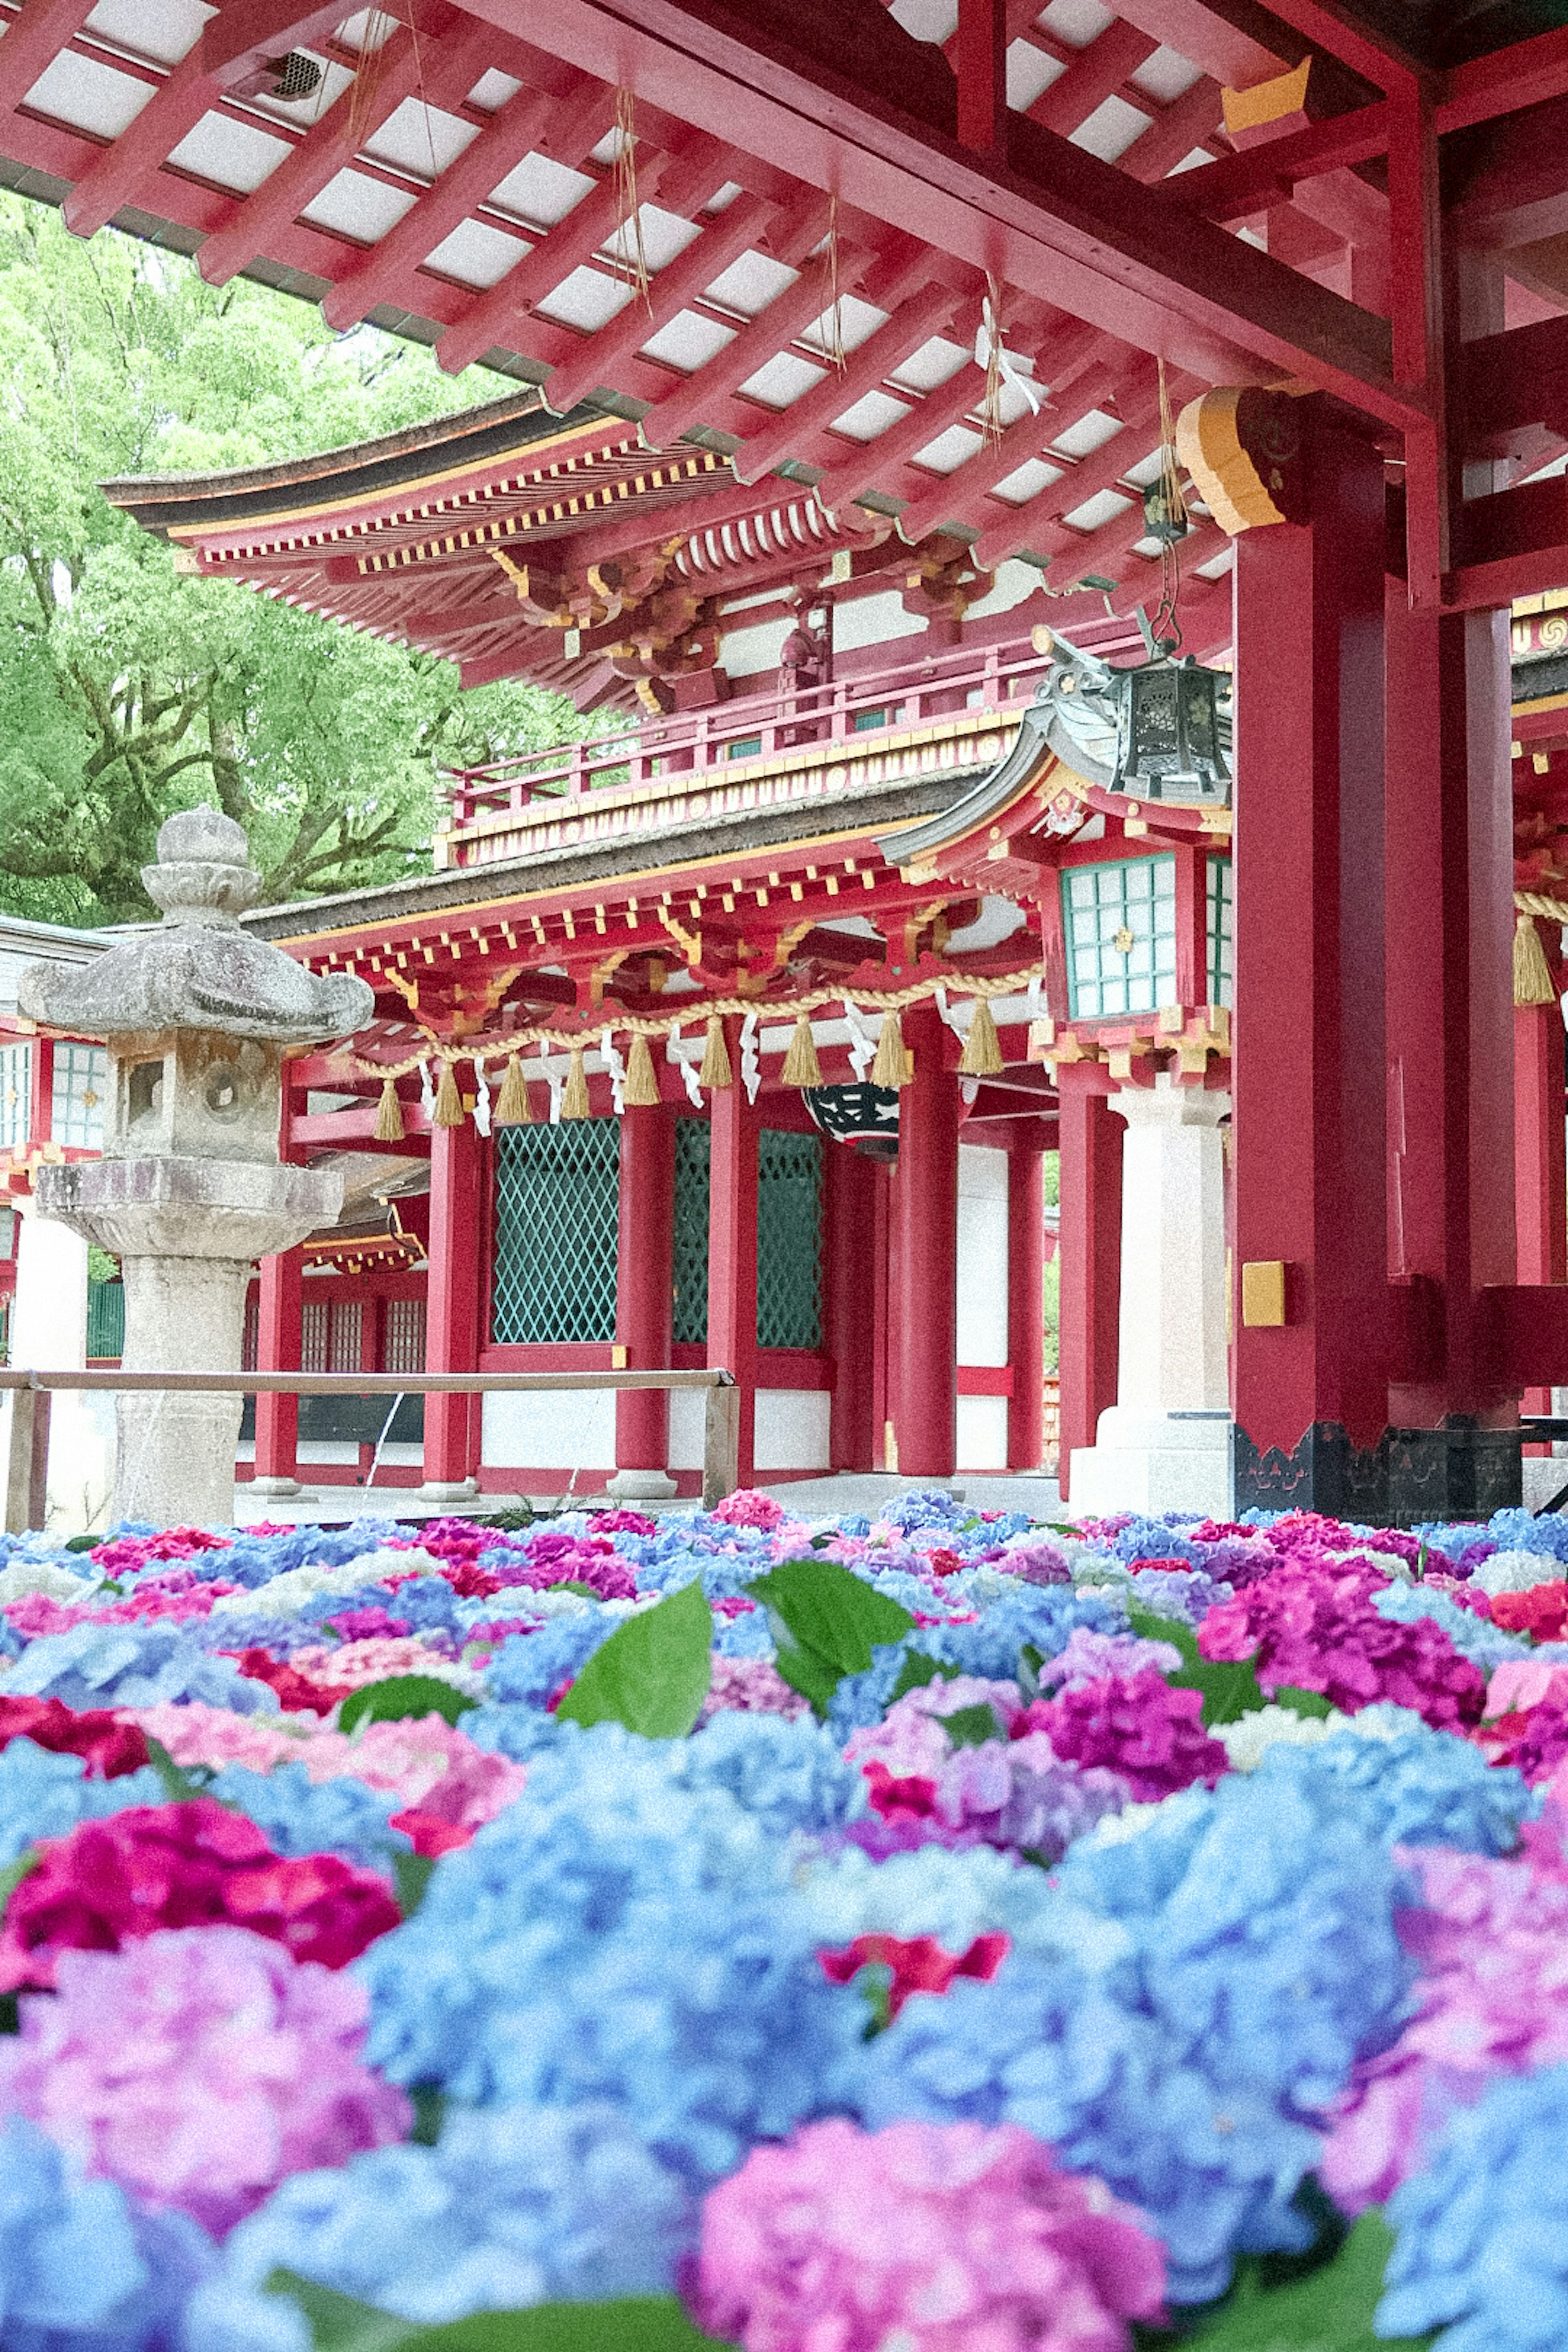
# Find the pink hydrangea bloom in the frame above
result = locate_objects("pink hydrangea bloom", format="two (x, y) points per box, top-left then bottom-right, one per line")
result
(88, 1529), (232, 1575)
(0, 1925), (409, 2235)
(845, 1677), (1022, 1782)
(120, 1703), (523, 1828)
(710, 1488), (787, 1530)
(287, 1637), (476, 1691)
(1322, 1843), (1568, 2212)
(690, 2118), (1166, 2352)
(701, 1658), (811, 1722)
(1036, 1628), (1184, 1693)
(1197, 1563), (1486, 1731)
(122, 1702), (307, 1775)
(1023, 1669), (1228, 1801)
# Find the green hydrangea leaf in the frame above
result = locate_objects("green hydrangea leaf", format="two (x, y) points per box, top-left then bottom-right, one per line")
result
(266, 2276), (732, 2352)
(942, 1702), (1004, 1749)
(1172, 2211), (1434, 2350)
(748, 1558), (915, 1718)
(340, 1677), (478, 1735)
(553, 1578), (713, 1737)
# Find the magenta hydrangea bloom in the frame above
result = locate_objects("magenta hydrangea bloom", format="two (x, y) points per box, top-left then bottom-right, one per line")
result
(1025, 1668), (1228, 1801)
(0, 1924), (410, 2236)
(1197, 1562), (1486, 1731)
(689, 2117), (1165, 2352)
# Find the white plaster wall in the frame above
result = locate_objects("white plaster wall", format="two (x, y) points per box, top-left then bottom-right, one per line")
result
(755, 1389), (832, 1471)
(958, 1394), (1009, 1470)
(668, 1387), (705, 1472)
(957, 1144), (1009, 1367)
(7, 1205), (111, 1534)
(718, 617), (793, 682)
(481, 1389), (617, 1470)
(833, 590), (929, 655)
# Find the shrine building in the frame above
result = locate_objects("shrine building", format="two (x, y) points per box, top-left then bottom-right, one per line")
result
(4, 0), (1568, 1523)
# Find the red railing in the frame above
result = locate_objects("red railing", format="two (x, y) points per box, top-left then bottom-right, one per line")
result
(443, 633), (1049, 842)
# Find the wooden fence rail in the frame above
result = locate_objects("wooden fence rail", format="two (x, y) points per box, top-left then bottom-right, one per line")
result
(0, 1368), (740, 1532)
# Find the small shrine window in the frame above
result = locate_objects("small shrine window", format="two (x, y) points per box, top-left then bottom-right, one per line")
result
(1062, 856), (1177, 1019)
(0, 1042), (29, 1152)
(51, 1042), (108, 1151)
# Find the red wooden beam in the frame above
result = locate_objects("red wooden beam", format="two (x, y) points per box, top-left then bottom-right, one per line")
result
(1440, 25), (1568, 135)
(952, 0), (1005, 158)
(894, 359), (1124, 546)
(452, 0), (1411, 423)
(1461, 313), (1568, 447)
(1169, 100), (1395, 223)
(1096, 0), (1287, 89)
(1117, 73), (1224, 186)
(1448, 94), (1568, 251)
(1027, 19), (1155, 140)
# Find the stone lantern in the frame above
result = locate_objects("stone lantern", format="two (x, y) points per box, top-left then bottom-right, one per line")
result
(16, 810), (372, 1527)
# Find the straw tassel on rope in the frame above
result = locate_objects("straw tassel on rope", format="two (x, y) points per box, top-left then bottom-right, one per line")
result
(871, 1010), (908, 1089)
(561, 1046), (592, 1119)
(700, 1017), (733, 1090)
(780, 1011), (822, 1089)
(957, 997), (1004, 1077)
(624, 1032), (661, 1107)
(1515, 911), (1557, 1007)
(372, 1076), (404, 1143)
(432, 1060), (465, 1127)
(494, 1054), (532, 1125)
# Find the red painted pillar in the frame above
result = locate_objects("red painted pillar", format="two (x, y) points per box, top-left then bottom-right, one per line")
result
(1516, 977), (1567, 1429)
(1008, 1142), (1046, 1469)
(1231, 411), (1389, 1517)
(616, 1103), (675, 1473)
(824, 1140), (877, 1470)
(706, 1045), (758, 1487)
(1056, 1068), (1121, 1499)
(893, 1004), (958, 1478)
(252, 1250), (301, 1491)
(423, 1116), (483, 1492)
(1384, 598), (1519, 1516)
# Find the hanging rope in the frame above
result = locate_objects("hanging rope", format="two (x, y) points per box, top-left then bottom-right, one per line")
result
(820, 196), (847, 373)
(612, 88), (652, 312)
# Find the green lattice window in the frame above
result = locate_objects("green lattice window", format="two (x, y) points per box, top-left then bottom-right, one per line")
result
(1062, 855), (1177, 1019)
(1206, 855), (1233, 1008)
(758, 1129), (822, 1348)
(669, 1120), (822, 1348)
(673, 1118), (710, 1346)
(492, 1119), (619, 1343)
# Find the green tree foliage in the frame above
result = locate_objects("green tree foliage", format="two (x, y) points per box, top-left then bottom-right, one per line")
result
(0, 198), (584, 923)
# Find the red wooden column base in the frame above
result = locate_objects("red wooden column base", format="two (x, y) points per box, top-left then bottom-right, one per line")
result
(615, 1103), (675, 1479)
(707, 1048), (759, 1489)
(423, 1118), (484, 1493)
(252, 1249), (301, 1492)
(893, 1005), (959, 1479)
(1007, 1141), (1046, 1470)
(1055, 1067), (1120, 1501)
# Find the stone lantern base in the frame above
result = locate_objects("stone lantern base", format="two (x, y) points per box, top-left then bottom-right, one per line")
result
(36, 1157), (341, 1529)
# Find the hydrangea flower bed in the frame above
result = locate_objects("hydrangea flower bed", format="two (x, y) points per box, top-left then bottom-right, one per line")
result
(4, 1491), (1568, 2346)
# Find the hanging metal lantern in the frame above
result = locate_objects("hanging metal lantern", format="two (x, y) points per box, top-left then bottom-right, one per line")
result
(1114, 650), (1228, 802)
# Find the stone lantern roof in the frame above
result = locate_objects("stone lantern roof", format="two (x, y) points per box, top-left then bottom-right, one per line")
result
(17, 810), (372, 1045)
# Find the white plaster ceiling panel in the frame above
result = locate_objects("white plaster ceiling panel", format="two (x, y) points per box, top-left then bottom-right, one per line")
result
(990, 455), (1065, 503)
(533, 265), (636, 332)
(1051, 408), (1125, 458)
(364, 100), (479, 180)
(487, 152), (595, 229)
(1121, 445), (1171, 488)
(336, 10), (397, 52)
(828, 389), (912, 441)
(466, 70), (523, 110)
(1007, 42), (1065, 110)
(639, 308), (737, 372)
(1197, 543), (1237, 577)
(20, 51), (154, 139)
(702, 181), (744, 214)
(1061, 485), (1134, 530)
(166, 110), (291, 193)
(800, 292), (889, 358)
(587, 124), (624, 166)
(84, 0), (210, 68)
(1169, 147), (1213, 174)
(610, 204), (703, 274)
(891, 334), (971, 392)
(422, 218), (531, 287)
(993, 369), (1044, 428)
(301, 169), (419, 244)
(888, 0), (959, 40)
(1070, 94), (1152, 161)
(1038, 0), (1114, 45)
(703, 249), (798, 319)
(1129, 45), (1205, 100)
(911, 422), (985, 474)
(738, 350), (827, 407)
(1132, 533), (1166, 556)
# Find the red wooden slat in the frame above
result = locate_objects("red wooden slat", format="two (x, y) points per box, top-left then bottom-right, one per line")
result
(0, 0), (98, 116)
(731, 280), (962, 485)
(635, 217), (843, 445)
(893, 360), (1121, 544)
(1027, 19), (1155, 138)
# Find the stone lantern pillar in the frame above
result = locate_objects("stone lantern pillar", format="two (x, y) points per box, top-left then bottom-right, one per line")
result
(17, 811), (372, 1528)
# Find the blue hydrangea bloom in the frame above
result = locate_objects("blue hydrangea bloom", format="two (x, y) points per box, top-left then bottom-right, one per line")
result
(204, 2103), (692, 2336)
(206, 1763), (412, 1872)
(1372, 1580), (1530, 1669)
(486, 1613), (622, 1706)
(293, 1585), (401, 1628)
(826, 1588), (1125, 1740)
(852, 1760), (1412, 2303)
(712, 1606), (775, 1659)
(459, 1702), (579, 1765)
(0, 2115), (214, 2351)
(1250, 1719), (1534, 1857)
(189, 1614), (330, 1659)
(675, 1711), (865, 1838)
(392, 1576), (463, 1633)
(0, 1743), (171, 1868)
(1379, 2062), (1568, 2351)
(1483, 1507), (1568, 1564)
(880, 1490), (968, 1534)
(3, 1623), (279, 1713)
(355, 1731), (865, 2187)
(1108, 1515), (1204, 1567)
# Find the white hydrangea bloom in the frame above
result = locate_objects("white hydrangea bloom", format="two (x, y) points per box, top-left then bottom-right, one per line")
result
(0, 1557), (102, 1608)
(1470, 1549), (1566, 1597)
(1215, 1705), (1348, 1773)
(207, 1546), (447, 1619)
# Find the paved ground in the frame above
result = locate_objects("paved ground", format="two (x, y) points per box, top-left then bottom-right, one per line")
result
(231, 1470), (1067, 1526)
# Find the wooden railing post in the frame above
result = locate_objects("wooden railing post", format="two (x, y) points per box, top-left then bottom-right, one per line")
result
(2, 1381), (48, 1535)
(702, 1373), (740, 1508)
